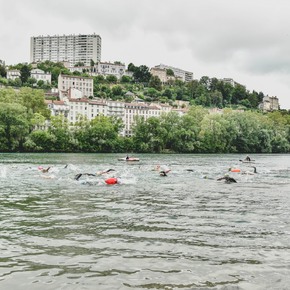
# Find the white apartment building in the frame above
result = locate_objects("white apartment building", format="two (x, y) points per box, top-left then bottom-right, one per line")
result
(45, 98), (175, 137)
(31, 69), (51, 84)
(124, 102), (163, 136)
(153, 64), (193, 82)
(45, 100), (70, 117)
(6, 69), (21, 80)
(67, 98), (107, 124)
(67, 62), (129, 79)
(30, 33), (101, 66)
(67, 65), (93, 74)
(96, 62), (126, 79)
(58, 74), (94, 98)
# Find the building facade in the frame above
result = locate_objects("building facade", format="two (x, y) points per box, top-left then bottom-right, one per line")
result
(58, 74), (94, 98)
(258, 96), (279, 112)
(153, 64), (193, 82)
(6, 69), (21, 80)
(96, 62), (126, 79)
(46, 97), (175, 137)
(45, 100), (70, 117)
(30, 33), (101, 66)
(66, 61), (131, 79)
(31, 68), (51, 84)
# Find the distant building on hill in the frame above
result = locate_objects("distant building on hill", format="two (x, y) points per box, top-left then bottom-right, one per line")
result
(6, 69), (21, 80)
(258, 95), (279, 112)
(45, 100), (69, 117)
(67, 61), (131, 79)
(31, 69), (51, 84)
(58, 74), (94, 99)
(96, 62), (126, 79)
(153, 64), (193, 82)
(150, 67), (177, 83)
(30, 33), (101, 66)
(219, 78), (236, 86)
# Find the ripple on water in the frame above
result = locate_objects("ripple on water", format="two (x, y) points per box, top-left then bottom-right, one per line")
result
(0, 153), (290, 289)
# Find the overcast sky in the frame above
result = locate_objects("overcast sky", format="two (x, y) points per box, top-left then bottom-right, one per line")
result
(1, 0), (290, 108)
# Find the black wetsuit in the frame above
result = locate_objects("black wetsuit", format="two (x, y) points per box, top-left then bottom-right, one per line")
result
(217, 176), (237, 183)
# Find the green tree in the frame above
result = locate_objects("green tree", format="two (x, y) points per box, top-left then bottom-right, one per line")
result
(112, 85), (123, 96)
(106, 75), (118, 83)
(127, 63), (136, 72)
(149, 75), (162, 91)
(133, 65), (151, 83)
(0, 63), (6, 77)
(20, 64), (31, 84)
(49, 115), (73, 152)
(18, 87), (50, 119)
(166, 69), (174, 76)
(0, 103), (29, 151)
(120, 75), (132, 83)
(25, 130), (56, 152)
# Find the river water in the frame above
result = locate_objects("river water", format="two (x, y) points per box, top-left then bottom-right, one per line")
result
(0, 153), (289, 290)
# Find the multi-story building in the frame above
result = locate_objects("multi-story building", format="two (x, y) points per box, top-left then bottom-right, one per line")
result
(123, 102), (163, 136)
(30, 33), (101, 66)
(150, 67), (177, 83)
(153, 64), (193, 82)
(45, 97), (175, 137)
(6, 69), (21, 80)
(66, 61), (132, 79)
(45, 100), (70, 117)
(58, 74), (94, 99)
(31, 68), (51, 84)
(67, 98), (107, 124)
(258, 95), (279, 112)
(96, 62), (126, 79)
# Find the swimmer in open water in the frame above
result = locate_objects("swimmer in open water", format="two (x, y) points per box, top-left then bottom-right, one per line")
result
(217, 175), (237, 183)
(96, 169), (115, 175)
(242, 166), (257, 175)
(41, 167), (50, 173)
(74, 173), (96, 181)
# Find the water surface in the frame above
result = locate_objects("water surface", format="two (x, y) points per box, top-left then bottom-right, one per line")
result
(0, 153), (289, 290)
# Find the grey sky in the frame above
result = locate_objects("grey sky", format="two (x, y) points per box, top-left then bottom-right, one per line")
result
(1, 0), (290, 108)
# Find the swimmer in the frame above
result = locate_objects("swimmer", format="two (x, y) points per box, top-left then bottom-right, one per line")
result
(242, 166), (257, 175)
(74, 173), (96, 181)
(96, 169), (115, 175)
(157, 165), (171, 174)
(41, 167), (51, 173)
(217, 175), (237, 183)
(245, 155), (251, 161)
(159, 171), (167, 176)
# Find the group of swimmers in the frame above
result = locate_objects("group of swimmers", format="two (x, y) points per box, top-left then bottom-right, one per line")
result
(217, 155), (257, 183)
(37, 155), (256, 185)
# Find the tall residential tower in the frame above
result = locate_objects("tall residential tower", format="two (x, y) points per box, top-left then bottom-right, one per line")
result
(30, 33), (101, 66)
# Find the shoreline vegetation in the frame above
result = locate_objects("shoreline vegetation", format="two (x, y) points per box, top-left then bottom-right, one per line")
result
(0, 87), (290, 154)
(1, 59), (290, 154)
